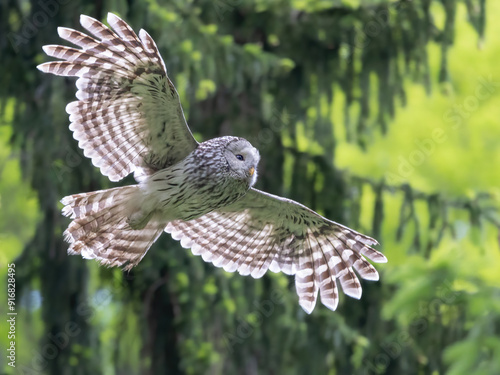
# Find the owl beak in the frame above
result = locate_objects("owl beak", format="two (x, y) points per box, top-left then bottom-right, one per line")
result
(249, 167), (255, 176)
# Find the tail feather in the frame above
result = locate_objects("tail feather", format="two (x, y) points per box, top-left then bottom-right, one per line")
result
(62, 186), (165, 269)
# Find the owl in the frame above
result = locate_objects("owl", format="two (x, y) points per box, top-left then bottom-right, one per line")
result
(38, 13), (387, 313)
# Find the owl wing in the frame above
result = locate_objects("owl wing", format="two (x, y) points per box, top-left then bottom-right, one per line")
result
(37, 13), (198, 182)
(165, 188), (387, 313)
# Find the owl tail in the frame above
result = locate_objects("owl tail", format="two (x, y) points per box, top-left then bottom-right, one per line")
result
(61, 186), (165, 270)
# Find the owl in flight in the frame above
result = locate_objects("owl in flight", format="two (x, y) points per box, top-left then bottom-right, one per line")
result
(38, 13), (386, 314)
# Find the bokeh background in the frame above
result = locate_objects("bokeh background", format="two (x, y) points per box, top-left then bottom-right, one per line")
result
(1, 0), (499, 374)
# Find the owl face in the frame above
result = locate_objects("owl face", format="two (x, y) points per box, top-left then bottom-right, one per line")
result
(224, 138), (260, 187)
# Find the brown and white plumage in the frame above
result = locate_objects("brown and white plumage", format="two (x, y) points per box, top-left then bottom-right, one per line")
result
(166, 188), (385, 313)
(38, 13), (387, 313)
(61, 186), (165, 269)
(39, 13), (198, 181)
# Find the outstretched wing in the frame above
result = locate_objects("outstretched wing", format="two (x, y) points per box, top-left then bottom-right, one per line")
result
(166, 188), (387, 313)
(37, 13), (198, 182)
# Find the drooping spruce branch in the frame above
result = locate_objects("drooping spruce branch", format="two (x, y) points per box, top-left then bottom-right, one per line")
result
(351, 175), (499, 254)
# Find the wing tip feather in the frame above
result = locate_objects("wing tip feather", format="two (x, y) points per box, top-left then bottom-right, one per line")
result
(321, 297), (339, 312)
(57, 26), (69, 38)
(36, 63), (49, 73)
(107, 12), (121, 24)
(377, 254), (388, 263)
(80, 14), (96, 26)
(344, 287), (362, 300)
(299, 299), (316, 314)
(41, 45), (54, 55)
(363, 272), (379, 281)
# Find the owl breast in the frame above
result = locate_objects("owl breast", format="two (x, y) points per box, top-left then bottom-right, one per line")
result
(140, 145), (251, 223)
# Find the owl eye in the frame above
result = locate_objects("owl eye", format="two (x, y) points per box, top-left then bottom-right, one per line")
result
(235, 154), (244, 161)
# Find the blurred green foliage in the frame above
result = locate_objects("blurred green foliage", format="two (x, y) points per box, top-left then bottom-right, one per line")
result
(0, 100), (40, 263)
(1, 0), (499, 374)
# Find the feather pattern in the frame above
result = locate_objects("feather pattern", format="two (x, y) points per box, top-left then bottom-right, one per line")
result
(61, 186), (165, 270)
(166, 188), (387, 313)
(37, 13), (198, 182)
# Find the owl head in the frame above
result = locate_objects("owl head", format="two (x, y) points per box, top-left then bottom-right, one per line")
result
(225, 138), (260, 187)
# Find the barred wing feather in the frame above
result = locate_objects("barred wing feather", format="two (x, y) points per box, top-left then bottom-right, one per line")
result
(166, 188), (387, 314)
(37, 13), (198, 182)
